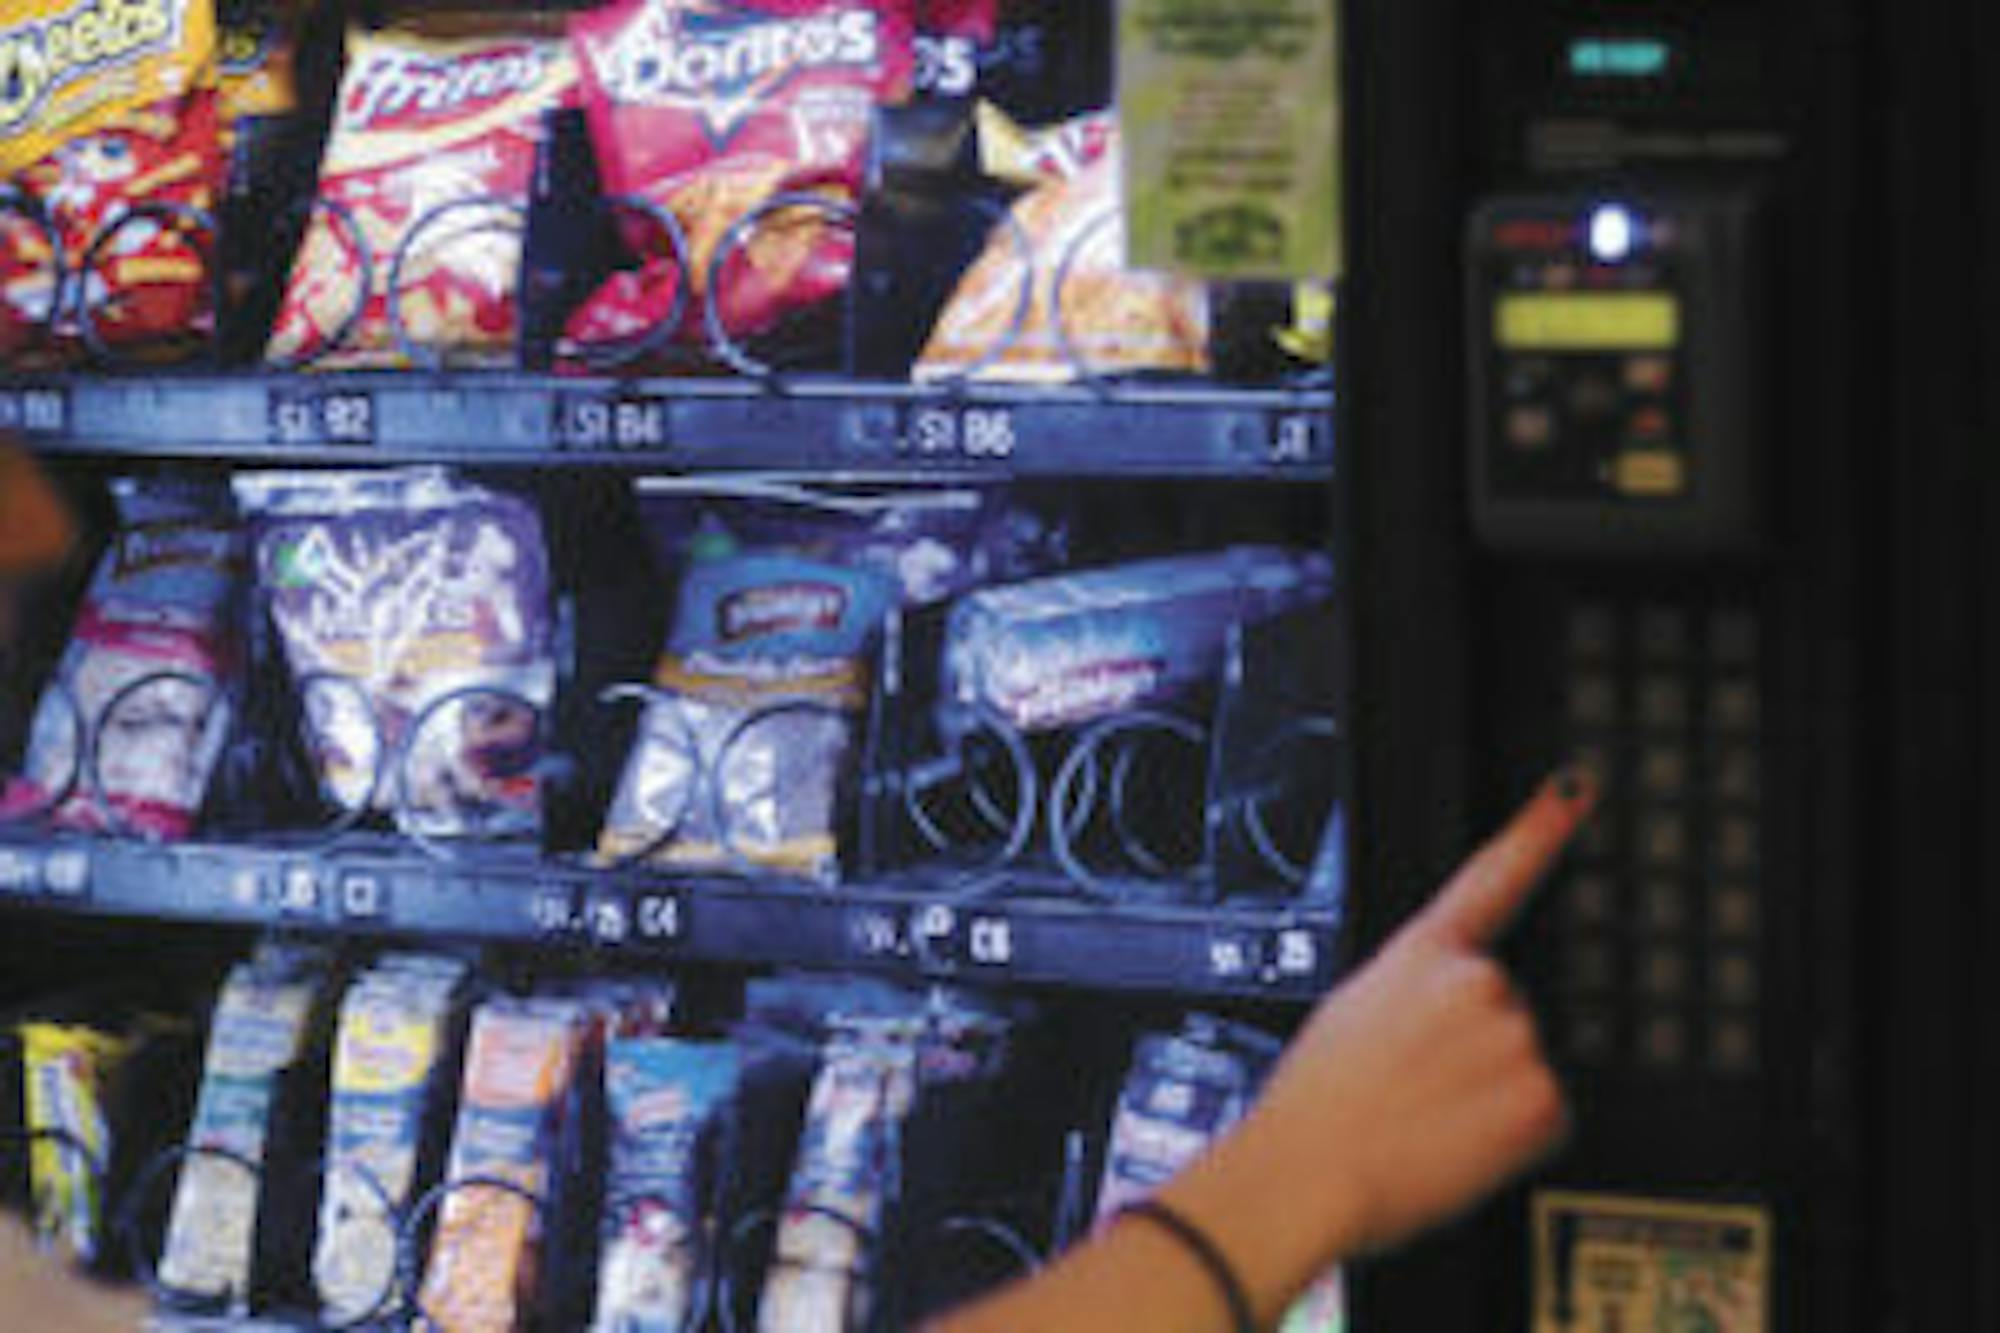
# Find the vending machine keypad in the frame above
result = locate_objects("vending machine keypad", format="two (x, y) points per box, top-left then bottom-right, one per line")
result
(1557, 599), (1765, 1079)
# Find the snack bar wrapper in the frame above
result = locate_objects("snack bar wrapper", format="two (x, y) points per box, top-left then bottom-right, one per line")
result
(236, 468), (555, 841)
(0, 0), (225, 365)
(566, 0), (916, 356)
(264, 14), (574, 368)
(916, 106), (1209, 384)
(419, 996), (589, 1333)
(942, 546), (1334, 733)
(313, 954), (472, 1324)
(593, 1037), (740, 1333)
(158, 944), (334, 1303)
(757, 1014), (921, 1333)
(0, 478), (247, 840)
(19, 1021), (131, 1265)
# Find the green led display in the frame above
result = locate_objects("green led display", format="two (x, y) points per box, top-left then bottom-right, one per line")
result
(1569, 37), (1673, 78)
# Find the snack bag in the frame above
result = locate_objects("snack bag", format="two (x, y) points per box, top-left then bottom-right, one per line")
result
(264, 15), (574, 368)
(593, 1038), (740, 1333)
(566, 0), (917, 355)
(235, 469), (554, 841)
(158, 945), (332, 1304)
(313, 956), (470, 1324)
(0, 0), (225, 364)
(419, 997), (587, 1333)
(915, 107), (1209, 383)
(0, 479), (246, 839)
(942, 547), (1334, 733)
(19, 1021), (131, 1265)
(757, 1015), (920, 1333)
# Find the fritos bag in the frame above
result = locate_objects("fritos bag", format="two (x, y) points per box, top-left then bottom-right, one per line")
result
(264, 15), (574, 369)
(566, 0), (916, 355)
(915, 106), (1209, 383)
(0, 0), (225, 364)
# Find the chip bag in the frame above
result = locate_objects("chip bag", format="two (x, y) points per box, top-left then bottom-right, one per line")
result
(915, 106), (1209, 383)
(566, 0), (916, 359)
(264, 15), (574, 368)
(0, 0), (225, 365)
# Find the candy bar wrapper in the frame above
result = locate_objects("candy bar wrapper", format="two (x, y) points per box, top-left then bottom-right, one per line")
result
(313, 955), (471, 1324)
(236, 468), (554, 841)
(943, 546), (1334, 733)
(1, 479), (246, 839)
(0, 0), (225, 365)
(1090, 1023), (1262, 1225)
(420, 997), (588, 1333)
(158, 946), (333, 1302)
(20, 1022), (130, 1265)
(264, 14), (574, 368)
(757, 1015), (920, 1333)
(592, 1038), (740, 1333)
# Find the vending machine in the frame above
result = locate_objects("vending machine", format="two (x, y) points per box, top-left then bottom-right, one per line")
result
(0, 0), (1939, 1329)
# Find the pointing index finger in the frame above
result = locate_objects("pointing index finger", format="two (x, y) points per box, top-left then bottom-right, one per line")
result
(1417, 768), (1599, 949)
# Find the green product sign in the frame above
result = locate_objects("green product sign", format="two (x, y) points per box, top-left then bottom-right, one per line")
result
(1119, 0), (1341, 280)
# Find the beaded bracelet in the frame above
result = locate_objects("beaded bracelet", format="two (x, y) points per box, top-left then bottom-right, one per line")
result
(1116, 1198), (1256, 1333)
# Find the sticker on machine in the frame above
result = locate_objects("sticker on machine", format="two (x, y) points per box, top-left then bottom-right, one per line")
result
(1531, 1190), (1772, 1333)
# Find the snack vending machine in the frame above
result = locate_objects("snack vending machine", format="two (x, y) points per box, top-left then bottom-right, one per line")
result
(0, 0), (1925, 1329)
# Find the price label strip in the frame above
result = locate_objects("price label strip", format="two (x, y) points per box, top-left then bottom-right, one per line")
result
(0, 385), (70, 436)
(269, 387), (376, 446)
(1532, 1191), (1772, 1333)
(555, 391), (670, 452)
(1120, 0), (1342, 280)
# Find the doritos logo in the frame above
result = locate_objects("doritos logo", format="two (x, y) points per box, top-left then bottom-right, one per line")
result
(593, 2), (881, 143)
(342, 41), (551, 132)
(0, 0), (179, 139)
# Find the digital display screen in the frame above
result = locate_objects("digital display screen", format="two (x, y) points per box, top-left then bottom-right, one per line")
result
(1496, 292), (1681, 350)
(1568, 36), (1674, 79)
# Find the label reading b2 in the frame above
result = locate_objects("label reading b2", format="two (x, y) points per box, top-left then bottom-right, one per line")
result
(269, 388), (375, 446)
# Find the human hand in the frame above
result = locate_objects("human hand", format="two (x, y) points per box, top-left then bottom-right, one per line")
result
(1236, 768), (1597, 1263)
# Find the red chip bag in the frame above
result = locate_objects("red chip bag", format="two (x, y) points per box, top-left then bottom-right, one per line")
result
(567, 0), (916, 358)
(265, 16), (574, 369)
(0, 0), (225, 366)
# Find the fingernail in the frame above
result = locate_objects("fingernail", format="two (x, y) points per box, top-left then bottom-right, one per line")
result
(1552, 763), (1597, 805)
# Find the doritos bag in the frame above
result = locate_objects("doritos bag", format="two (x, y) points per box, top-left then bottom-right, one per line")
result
(567, 0), (916, 359)
(916, 106), (1209, 384)
(0, 0), (225, 365)
(264, 15), (574, 369)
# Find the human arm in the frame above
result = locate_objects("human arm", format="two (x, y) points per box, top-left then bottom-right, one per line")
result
(929, 769), (1597, 1332)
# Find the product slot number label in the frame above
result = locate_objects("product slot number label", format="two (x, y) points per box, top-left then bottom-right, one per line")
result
(902, 405), (1019, 462)
(1267, 412), (1330, 466)
(634, 891), (686, 944)
(556, 393), (670, 451)
(269, 389), (376, 446)
(0, 386), (69, 436)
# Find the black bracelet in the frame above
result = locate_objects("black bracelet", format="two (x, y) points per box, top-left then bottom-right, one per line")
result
(1116, 1198), (1256, 1333)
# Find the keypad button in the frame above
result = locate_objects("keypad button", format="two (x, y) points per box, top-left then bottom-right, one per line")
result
(1637, 812), (1691, 869)
(1575, 814), (1619, 861)
(1640, 879), (1688, 933)
(1624, 355), (1674, 395)
(1712, 884), (1760, 939)
(1640, 947), (1690, 1000)
(1569, 874), (1617, 927)
(1568, 674), (1620, 726)
(1711, 746), (1761, 804)
(1508, 405), (1556, 450)
(1635, 676), (1692, 730)
(1714, 815), (1760, 873)
(1636, 607), (1692, 660)
(1711, 951), (1759, 1008)
(1569, 376), (1623, 423)
(1636, 745), (1690, 799)
(1640, 1013), (1690, 1070)
(1711, 1018), (1759, 1076)
(1710, 610), (1760, 665)
(1567, 1009), (1618, 1066)
(1709, 678), (1761, 733)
